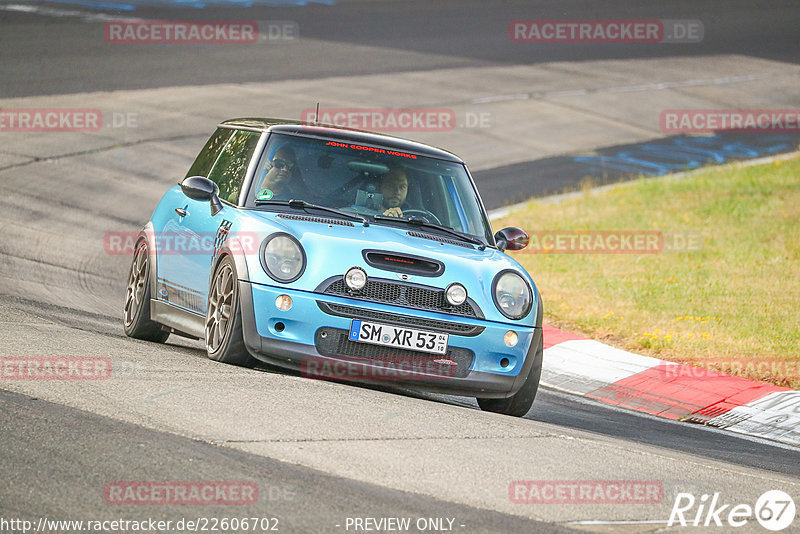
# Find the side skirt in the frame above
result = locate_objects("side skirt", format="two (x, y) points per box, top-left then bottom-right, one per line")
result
(151, 299), (204, 340)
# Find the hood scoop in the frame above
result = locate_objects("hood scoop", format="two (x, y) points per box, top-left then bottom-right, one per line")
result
(406, 231), (474, 249)
(277, 213), (354, 227)
(363, 250), (444, 277)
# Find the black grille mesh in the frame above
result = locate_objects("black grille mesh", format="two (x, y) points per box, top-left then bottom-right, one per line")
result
(314, 327), (473, 379)
(321, 278), (479, 318)
(317, 302), (483, 336)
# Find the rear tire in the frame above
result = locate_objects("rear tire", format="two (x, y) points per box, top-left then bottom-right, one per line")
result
(123, 239), (170, 343)
(477, 335), (542, 417)
(205, 256), (257, 368)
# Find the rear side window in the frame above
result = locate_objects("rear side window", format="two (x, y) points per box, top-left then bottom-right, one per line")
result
(185, 127), (233, 179)
(207, 129), (262, 204)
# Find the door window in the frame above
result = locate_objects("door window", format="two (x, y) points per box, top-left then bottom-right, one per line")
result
(186, 127), (233, 179)
(207, 130), (263, 204)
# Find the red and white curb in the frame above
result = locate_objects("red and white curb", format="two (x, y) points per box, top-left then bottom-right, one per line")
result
(541, 325), (800, 447)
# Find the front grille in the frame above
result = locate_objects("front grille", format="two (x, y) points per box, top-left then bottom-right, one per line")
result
(277, 213), (354, 227)
(315, 327), (473, 379)
(317, 302), (484, 336)
(317, 276), (482, 318)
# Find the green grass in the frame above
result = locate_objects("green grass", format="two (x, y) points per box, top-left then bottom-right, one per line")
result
(497, 156), (800, 388)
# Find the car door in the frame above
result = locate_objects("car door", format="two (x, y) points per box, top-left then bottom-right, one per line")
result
(157, 128), (262, 315)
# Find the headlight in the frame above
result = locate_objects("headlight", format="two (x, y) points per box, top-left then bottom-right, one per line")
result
(445, 283), (467, 306)
(261, 234), (305, 282)
(492, 271), (532, 320)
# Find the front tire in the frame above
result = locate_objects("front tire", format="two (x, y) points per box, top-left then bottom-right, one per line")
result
(477, 335), (542, 417)
(123, 239), (170, 343)
(205, 256), (256, 368)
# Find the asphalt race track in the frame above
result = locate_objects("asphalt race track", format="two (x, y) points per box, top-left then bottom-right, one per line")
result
(1, 1), (799, 532)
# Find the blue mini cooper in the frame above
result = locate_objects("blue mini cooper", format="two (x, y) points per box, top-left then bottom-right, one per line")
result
(124, 119), (543, 416)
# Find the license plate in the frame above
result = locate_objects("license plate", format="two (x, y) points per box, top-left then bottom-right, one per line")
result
(348, 320), (449, 355)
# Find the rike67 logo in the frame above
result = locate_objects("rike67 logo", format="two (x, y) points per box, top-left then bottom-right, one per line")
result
(669, 490), (796, 531)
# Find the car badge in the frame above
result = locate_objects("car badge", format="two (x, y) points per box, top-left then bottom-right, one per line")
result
(256, 188), (274, 201)
(213, 220), (232, 257)
(433, 359), (457, 366)
(397, 273), (412, 281)
(158, 287), (169, 299)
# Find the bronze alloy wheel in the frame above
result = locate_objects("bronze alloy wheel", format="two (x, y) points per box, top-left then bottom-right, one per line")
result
(123, 239), (169, 343)
(205, 262), (235, 353)
(203, 258), (255, 367)
(124, 241), (148, 327)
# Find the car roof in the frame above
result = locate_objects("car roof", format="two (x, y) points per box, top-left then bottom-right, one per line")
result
(219, 118), (464, 163)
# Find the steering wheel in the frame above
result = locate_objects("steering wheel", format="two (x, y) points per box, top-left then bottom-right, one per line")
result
(402, 209), (442, 226)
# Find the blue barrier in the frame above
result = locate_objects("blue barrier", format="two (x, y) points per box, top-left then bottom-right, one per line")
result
(574, 134), (797, 176)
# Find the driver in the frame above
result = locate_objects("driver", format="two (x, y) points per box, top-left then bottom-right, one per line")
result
(378, 166), (409, 217)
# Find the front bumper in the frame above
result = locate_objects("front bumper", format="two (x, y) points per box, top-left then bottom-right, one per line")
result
(239, 280), (542, 398)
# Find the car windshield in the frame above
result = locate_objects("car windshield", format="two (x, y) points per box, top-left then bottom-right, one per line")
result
(244, 132), (493, 244)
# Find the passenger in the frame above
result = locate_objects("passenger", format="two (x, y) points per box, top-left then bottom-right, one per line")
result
(378, 166), (409, 217)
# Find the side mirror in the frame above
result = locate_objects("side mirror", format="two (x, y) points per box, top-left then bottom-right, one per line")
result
(180, 176), (223, 216)
(494, 227), (529, 252)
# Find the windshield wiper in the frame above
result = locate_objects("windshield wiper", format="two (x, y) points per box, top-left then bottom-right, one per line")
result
(254, 199), (369, 226)
(373, 215), (485, 249)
